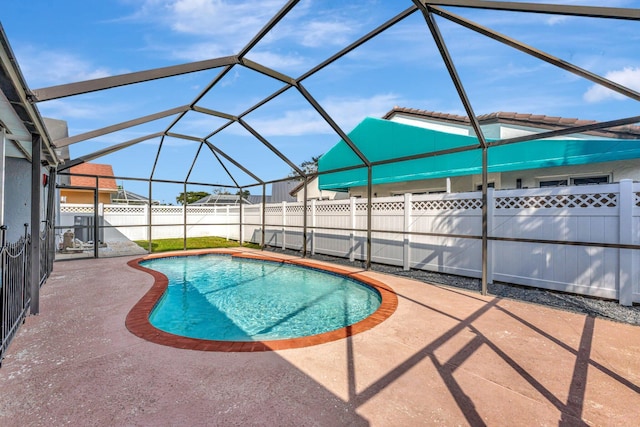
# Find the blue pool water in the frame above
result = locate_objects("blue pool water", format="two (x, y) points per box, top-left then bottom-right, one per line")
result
(142, 255), (382, 341)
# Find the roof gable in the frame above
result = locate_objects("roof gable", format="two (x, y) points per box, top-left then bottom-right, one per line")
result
(385, 107), (640, 139)
(69, 163), (118, 191)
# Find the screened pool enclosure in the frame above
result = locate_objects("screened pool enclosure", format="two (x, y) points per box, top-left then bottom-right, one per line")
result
(1, 1), (640, 354)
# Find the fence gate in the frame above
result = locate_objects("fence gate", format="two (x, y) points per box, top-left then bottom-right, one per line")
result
(55, 185), (99, 260)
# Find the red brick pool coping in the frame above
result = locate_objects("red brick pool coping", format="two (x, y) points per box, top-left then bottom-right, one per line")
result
(125, 249), (398, 352)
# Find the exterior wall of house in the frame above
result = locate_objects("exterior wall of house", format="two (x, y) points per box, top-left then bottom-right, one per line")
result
(60, 189), (112, 204)
(347, 159), (640, 196)
(390, 114), (606, 141)
(362, 113), (640, 196)
(4, 157), (35, 241)
(499, 159), (640, 189)
(294, 178), (345, 201)
(390, 115), (471, 136)
(348, 174), (504, 197)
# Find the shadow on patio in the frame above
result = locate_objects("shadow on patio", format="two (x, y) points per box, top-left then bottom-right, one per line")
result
(1, 249), (638, 426)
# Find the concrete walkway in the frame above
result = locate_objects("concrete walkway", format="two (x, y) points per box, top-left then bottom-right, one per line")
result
(1, 249), (638, 426)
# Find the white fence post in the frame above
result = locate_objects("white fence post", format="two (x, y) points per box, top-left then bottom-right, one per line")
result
(225, 206), (230, 241)
(239, 203), (244, 245)
(143, 203), (149, 240)
(403, 193), (412, 270)
(282, 201), (287, 250)
(311, 199), (316, 255)
(487, 188), (495, 285)
(350, 197), (356, 262)
(619, 179), (633, 306)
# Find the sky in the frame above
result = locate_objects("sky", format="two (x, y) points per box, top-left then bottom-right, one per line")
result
(2, 0), (640, 204)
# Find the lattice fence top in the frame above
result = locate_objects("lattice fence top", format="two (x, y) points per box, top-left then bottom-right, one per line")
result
(496, 193), (618, 209)
(264, 206), (283, 214)
(60, 205), (94, 213)
(316, 203), (351, 213)
(412, 198), (482, 211)
(104, 206), (145, 214)
(354, 201), (404, 212)
(285, 205), (306, 214)
(152, 206), (184, 214)
(636, 192), (640, 207)
(186, 206), (220, 214)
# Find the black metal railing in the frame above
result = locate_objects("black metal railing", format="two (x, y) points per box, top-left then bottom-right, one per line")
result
(0, 225), (31, 364)
(40, 220), (55, 286)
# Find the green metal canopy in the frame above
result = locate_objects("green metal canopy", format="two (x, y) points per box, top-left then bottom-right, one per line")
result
(318, 117), (640, 191)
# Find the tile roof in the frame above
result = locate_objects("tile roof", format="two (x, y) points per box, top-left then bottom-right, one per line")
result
(69, 163), (118, 191)
(384, 107), (640, 139)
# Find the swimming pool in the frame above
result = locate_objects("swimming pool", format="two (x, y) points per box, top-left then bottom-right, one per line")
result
(126, 251), (397, 351)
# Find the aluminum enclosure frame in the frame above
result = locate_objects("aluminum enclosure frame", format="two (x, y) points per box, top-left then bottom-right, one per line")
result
(15, 1), (639, 297)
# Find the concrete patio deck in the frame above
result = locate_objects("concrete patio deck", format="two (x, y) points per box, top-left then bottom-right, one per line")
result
(1, 249), (638, 426)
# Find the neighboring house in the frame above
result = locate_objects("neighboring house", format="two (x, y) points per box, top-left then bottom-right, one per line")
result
(270, 180), (298, 203)
(111, 186), (159, 205)
(247, 194), (272, 204)
(289, 176), (348, 202)
(59, 163), (118, 204)
(191, 194), (251, 206)
(318, 107), (640, 197)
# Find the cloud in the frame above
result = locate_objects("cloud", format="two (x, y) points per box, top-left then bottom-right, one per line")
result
(242, 93), (403, 137)
(38, 99), (123, 120)
(132, 0), (361, 63)
(130, 0), (284, 57)
(323, 94), (403, 130)
(299, 20), (354, 48)
(583, 67), (640, 103)
(15, 45), (113, 87)
(244, 51), (307, 73)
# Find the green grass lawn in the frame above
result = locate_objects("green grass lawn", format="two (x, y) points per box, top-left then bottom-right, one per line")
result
(133, 236), (260, 253)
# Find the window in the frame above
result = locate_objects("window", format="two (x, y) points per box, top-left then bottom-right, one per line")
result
(571, 176), (609, 186)
(539, 179), (567, 187)
(538, 175), (609, 188)
(475, 182), (495, 190)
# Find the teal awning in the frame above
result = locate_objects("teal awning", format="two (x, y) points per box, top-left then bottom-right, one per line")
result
(318, 117), (640, 190)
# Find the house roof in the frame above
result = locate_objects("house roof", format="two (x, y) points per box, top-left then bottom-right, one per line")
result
(111, 188), (158, 204)
(68, 163), (118, 192)
(384, 107), (640, 140)
(191, 194), (251, 205)
(318, 117), (640, 191)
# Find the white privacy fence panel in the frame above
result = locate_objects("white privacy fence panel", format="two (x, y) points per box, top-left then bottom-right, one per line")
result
(312, 199), (353, 258)
(369, 196), (405, 266)
(242, 205), (262, 244)
(60, 203), (241, 242)
(411, 192), (483, 277)
(59, 180), (639, 304)
(491, 185), (621, 299)
(633, 184), (640, 302)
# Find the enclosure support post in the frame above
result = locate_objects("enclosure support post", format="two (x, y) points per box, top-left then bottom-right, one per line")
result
(147, 180), (152, 253)
(350, 197), (356, 263)
(29, 134), (41, 314)
(302, 177), (308, 258)
(366, 165), (372, 270)
(261, 183), (266, 249)
(183, 182), (187, 251)
(93, 177), (99, 259)
(311, 199), (316, 256)
(0, 129), (5, 226)
(239, 187), (244, 245)
(403, 193), (412, 271)
(281, 201), (286, 250)
(481, 146), (488, 296)
(486, 187), (495, 286)
(619, 179), (633, 306)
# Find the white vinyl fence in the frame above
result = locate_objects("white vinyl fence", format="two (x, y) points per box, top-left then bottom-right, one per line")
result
(59, 180), (640, 304)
